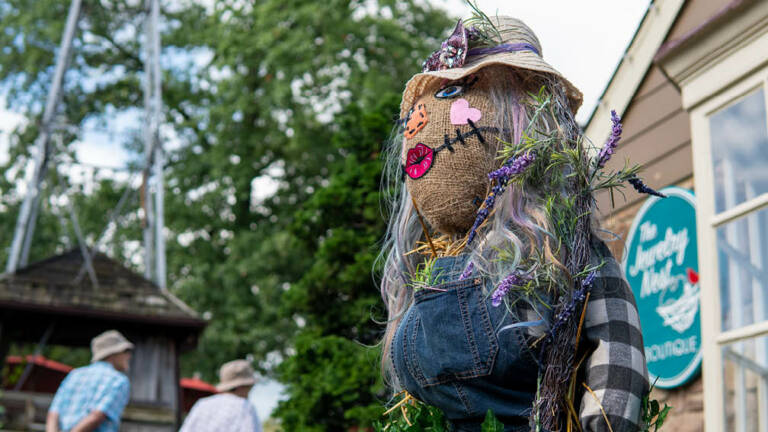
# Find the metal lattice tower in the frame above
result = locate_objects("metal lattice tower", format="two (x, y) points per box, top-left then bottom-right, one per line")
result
(143, 0), (166, 289)
(4, 0), (167, 290)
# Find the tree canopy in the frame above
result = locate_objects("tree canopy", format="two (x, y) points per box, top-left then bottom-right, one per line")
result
(0, 0), (451, 428)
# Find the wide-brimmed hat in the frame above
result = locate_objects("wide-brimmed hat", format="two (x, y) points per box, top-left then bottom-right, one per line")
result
(400, 16), (583, 119)
(216, 359), (256, 392)
(91, 330), (134, 363)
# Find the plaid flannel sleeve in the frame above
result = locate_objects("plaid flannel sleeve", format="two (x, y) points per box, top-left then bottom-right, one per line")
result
(579, 242), (649, 432)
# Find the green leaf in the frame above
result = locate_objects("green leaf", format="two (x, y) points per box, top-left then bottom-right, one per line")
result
(480, 410), (504, 432)
(655, 405), (672, 431)
(650, 400), (660, 417)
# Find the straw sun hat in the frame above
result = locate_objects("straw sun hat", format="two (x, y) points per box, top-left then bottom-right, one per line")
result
(91, 330), (134, 363)
(216, 359), (257, 392)
(400, 16), (583, 119)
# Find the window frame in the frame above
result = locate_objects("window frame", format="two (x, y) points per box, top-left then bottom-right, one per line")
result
(690, 67), (768, 431)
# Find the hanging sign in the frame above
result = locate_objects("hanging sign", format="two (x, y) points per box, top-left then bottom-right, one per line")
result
(622, 187), (701, 389)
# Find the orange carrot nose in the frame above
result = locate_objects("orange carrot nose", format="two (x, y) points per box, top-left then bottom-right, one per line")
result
(404, 102), (428, 139)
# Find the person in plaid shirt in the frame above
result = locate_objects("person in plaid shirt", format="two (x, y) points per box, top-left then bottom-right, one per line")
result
(46, 330), (133, 432)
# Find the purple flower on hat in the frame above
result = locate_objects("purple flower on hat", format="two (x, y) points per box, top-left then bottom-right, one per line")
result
(595, 110), (622, 168)
(422, 20), (469, 72)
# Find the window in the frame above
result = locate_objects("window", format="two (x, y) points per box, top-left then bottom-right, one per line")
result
(710, 88), (768, 432)
(691, 72), (768, 432)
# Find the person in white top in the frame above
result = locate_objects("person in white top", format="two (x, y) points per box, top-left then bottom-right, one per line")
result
(180, 359), (261, 432)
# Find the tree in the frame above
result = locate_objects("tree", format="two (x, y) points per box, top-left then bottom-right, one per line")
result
(157, 0), (450, 392)
(274, 93), (403, 430)
(0, 3), (452, 428)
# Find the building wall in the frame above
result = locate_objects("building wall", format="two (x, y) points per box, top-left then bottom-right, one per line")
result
(594, 0), (734, 217)
(601, 177), (704, 432)
(594, 64), (691, 217)
(123, 335), (180, 431)
(665, 0), (736, 43)
(590, 3), (743, 429)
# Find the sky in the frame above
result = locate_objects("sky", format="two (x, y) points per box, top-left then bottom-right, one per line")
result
(437, 0), (652, 124)
(0, 0), (651, 421)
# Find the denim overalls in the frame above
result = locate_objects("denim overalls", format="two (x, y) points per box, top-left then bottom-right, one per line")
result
(392, 255), (541, 431)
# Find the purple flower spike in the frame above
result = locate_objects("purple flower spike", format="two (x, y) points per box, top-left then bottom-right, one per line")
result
(422, 20), (469, 72)
(489, 152), (536, 180)
(459, 262), (475, 280)
(628, 176), (667, 198)
(467, 154), (532, 245)
(466, 207), (489, 245)
(581, 270), (597, 288)
(596, 110), (623, 168)
(492, 272), (528, 307)
(467, 153), (535, 245)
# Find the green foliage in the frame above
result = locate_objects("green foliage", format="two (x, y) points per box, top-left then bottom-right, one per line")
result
(464, 1), (503, 46)
(408, 258), (443, 291)
(274, 92), (410, 429)
(481, 410), (505, 432)
(373, 395), (506, 432)
(274, 331), (385, 432)
(373, 399), (449, 432)
(640, 380), (672, 432)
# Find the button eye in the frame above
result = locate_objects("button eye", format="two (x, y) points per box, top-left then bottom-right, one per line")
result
(435, 85), (464, 99)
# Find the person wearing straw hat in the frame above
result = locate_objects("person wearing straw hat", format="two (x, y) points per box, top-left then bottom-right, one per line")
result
(379, 8), (651, 432)
(179, 359), (261, 432)
(46, 330), (134, 432)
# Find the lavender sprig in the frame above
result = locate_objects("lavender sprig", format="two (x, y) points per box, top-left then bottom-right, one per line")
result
(491, 272), (530, 307)
(467, 208), (489, 245)
(581, 270), (597, 288)
(466, 183), (502, 245)
(489, 152), (536, 180)
(544, 270), (597, 343)
(628, 176), (667, 198)
(466, 153), (536, 245)
(458, 262), (474, 280)
(595, 110), (622, 168)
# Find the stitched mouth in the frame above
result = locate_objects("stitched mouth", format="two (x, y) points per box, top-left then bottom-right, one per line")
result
(402, 121), (504, 180)
(405, 143), (434, 179)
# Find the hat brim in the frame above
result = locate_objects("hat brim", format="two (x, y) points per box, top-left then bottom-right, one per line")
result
(400, 51), (583, 119)
(216, 377), (256, 392)
(91, 341), (134, 363)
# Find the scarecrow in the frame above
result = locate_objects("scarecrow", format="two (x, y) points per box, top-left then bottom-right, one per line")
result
(379, 11), (662, 432)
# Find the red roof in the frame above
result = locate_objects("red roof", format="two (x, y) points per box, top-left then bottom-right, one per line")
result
(4, 356), (217, 392)
(180, 377), (218, 393)
(6, 355), (74, 374)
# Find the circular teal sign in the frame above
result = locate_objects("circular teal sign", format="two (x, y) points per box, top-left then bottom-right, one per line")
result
(622, 187), (701, 389)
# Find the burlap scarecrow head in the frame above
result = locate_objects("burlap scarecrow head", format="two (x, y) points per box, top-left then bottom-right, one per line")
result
(400, 16), (582, 235)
